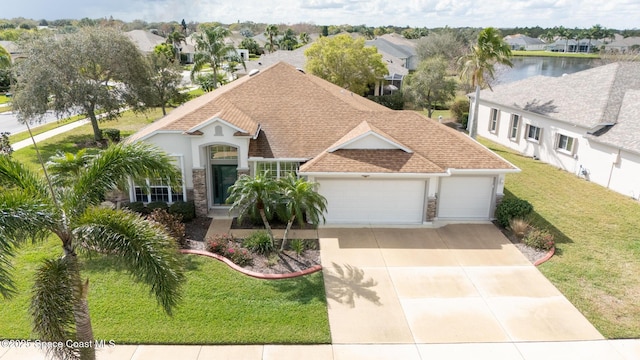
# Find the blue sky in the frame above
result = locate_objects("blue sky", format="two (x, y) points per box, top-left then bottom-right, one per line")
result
(4, 0), (639, 29)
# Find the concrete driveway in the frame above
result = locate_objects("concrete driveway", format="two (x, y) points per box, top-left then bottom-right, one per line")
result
(320, 224), (604, 352)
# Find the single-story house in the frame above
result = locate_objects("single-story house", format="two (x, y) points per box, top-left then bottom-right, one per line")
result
(504, 34), (546, 51)
(365, 33), (419, 71)
(125, 30), (166, 53)
(472, 62), (640, 200)
(127, 62), (518, 225)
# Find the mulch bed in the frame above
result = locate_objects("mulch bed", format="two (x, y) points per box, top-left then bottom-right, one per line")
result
(184, 217), (321, 275)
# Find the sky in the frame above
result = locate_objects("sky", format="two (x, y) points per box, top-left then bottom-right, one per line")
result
(4, 0), (639, 30)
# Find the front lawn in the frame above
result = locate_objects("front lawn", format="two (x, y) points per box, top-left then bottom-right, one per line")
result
(480, 138), (640, 338)
(0, 238), (330, 344)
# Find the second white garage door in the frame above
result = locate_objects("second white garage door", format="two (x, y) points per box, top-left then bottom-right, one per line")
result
(317, 178), (426, 224)
(438, 176), (495, 219)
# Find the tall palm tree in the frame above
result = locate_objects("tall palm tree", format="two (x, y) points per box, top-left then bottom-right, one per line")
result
(264, 24), (279, 53)
(277, 174), (327, 251)
(0, 142), (185, 360)
(459, 27), (512, 139)
(166, 30), (186, 63)
(227, 172), (280, 245)
(190, 26), (244, 90)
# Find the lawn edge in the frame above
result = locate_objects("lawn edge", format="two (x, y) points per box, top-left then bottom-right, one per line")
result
(180, 249), (323, 279)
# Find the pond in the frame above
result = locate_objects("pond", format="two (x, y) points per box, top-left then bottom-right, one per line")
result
(494, 56), (597, 84)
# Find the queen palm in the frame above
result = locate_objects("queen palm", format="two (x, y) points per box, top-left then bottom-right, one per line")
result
(227, 172), (280, 246)
(264, 24), (279, 53)
(459, 27), (512, 139)
(190, 26), (244, 90)
(166, 30), (186, 63)
(0, 142), (185, 360)
(277, 174), (327, 251)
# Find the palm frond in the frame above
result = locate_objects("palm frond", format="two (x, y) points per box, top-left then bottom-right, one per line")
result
(73, 207), (184, 315)
(68, 142), (181, 218)
(0, 191), (57, 298)
(30, 257), (80, 360)
(0, 154), (50, 199)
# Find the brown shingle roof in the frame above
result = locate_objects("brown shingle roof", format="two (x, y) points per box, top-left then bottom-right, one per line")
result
(130, 62), (515, 173)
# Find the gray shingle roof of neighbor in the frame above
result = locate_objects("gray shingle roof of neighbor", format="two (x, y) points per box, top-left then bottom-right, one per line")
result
(591, 90), (640, 154)
(125, 30), (166, 52)
(477, 62), (640, 130)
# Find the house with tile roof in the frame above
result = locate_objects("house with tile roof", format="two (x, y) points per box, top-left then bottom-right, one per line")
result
(127, 62), (518, 224)
(473, 62), (640, 199)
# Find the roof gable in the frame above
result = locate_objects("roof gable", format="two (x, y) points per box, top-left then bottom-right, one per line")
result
(328, 121), (413, 153)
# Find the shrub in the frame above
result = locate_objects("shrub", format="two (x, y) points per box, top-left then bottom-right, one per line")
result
(523, 227), (555, 251)
(508, 218), (530, 239)
(147, 201), (168, 212)
(226, 246), (252, 266)
(495, 197), (534, 228)
(367, 91), (405, 110)
(124, 201), (147, 214)
(169, 201), (196, 222)
(289, 239), (306, 257)
(148, 209), (186, 247)
(102, 128), (121, 143)
(206, 233), (234, 254)
(243, 231), (274, 255)
(267, 253), (280, 267)
(450, 98), (470, 123)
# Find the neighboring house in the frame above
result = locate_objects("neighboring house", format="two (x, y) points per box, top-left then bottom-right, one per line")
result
(0, 40), (22, 61)
(366, 33), (419, 71)
(125, 30), (166, 53)
(504, 34), (546, 51)
(239, 44), (310, 76)
(546, 38), (602, 53)
(127, 62), (518, 224)
(473, 62), (640, 200)
(605, 34), (640, 53)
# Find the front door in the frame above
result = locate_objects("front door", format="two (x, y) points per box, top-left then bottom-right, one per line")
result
(212, 165), (237, 205)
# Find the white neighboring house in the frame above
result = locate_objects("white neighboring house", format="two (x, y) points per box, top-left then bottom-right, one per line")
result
(127, 62), (519, 225)
(504, 34), (546, 51)
(473, 62), (640, 200)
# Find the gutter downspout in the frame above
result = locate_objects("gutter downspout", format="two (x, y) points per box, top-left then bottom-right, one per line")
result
(607, 148), (621, 189)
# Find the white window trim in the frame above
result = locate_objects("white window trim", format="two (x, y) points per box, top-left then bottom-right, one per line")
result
(525, 124), (542, 143)
(129, 154), (187, 204)
(489, 108), (500, 134)
(509, 114), (521, 142)
(253, 160), (300, 179)
(555, 133), (576, 155)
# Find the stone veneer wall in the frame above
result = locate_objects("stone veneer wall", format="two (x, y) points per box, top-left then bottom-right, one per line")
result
(192, 168), (208, 217)
(426, 196), (437, 221)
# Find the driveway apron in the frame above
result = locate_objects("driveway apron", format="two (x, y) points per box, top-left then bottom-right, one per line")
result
(319, 224), (604, 345)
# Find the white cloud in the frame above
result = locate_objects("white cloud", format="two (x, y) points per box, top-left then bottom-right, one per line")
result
(3, 0), (639, 29)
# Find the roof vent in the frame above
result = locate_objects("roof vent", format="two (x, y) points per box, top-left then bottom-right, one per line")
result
(249, 69), (260, 77)
(296, 68), (306, 74)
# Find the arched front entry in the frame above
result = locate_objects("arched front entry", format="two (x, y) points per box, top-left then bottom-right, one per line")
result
(209, 144), (238, 205)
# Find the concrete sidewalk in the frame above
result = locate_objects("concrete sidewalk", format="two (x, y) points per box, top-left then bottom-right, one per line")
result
(12, 119), (89, 151)
(1, 340), (639, 359)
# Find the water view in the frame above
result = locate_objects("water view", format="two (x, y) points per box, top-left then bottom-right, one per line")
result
(495, 56), (597, 84)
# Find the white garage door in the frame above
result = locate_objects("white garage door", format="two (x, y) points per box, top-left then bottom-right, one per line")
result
(438, 177), (495, 219)
(317, 178), (426, 224)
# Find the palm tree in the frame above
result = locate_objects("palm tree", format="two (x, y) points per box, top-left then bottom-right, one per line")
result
(166, 30), (186, 63)
(459, 27), (512, 139)
(0, 142), (184, 360)
(278, 28), (298, 50)
(264, 24), (279, 53)
(299, 32), (310, 45)
(190, 26), (244, 90)
(227, 172), (280, 246)
(277, 174), (327, 251)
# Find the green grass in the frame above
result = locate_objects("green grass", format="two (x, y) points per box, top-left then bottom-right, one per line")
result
(512, 50), (600, 59)
(11, 109), (165, 171)
(0, 239), (330, 343)
(480, 138), (640, 339)
(0, 94), (10, 104)
(8, 114), (86, 143)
